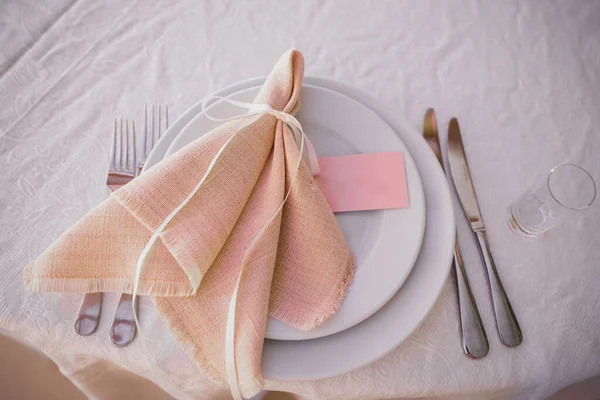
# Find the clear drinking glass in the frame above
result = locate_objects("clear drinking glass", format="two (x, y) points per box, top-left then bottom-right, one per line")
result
(508, 164), (596, 237)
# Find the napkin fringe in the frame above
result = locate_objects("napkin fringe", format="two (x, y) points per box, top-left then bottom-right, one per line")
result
(24, 272), (195, 297)
(272, 254), (356, 331)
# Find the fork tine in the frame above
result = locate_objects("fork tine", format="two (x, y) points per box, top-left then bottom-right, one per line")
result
(111, 119), (117, 168)
(119, 118), (125, 170)
(158, 104), (162, 140)
(143, 104), (148, 158)
(165, 105), (169, 132)
(130, 120), (136, 172)
(125, 120), (129, 167)
(151, 104), (156, 150)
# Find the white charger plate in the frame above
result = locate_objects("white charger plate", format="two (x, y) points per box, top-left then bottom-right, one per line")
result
(158, 85), (426, 341)
(145, 77), (454, 380)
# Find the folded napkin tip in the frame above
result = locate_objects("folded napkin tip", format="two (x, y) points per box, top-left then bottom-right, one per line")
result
(272, 253), (355, 331)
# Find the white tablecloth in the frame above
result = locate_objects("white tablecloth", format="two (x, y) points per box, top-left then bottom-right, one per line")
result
(1, 1), (600, 399)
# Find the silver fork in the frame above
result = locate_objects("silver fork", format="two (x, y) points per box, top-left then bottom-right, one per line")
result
(74, 119), (136, 337)
(138, 104), (168, 175)
(109, 104), (169, 346)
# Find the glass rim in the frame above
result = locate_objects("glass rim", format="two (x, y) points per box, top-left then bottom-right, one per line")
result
(547, 163), (597, 211)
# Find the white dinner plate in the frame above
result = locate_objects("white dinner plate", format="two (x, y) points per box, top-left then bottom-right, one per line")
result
(145, 77), (454, 380)
(157, 85), (425, 341)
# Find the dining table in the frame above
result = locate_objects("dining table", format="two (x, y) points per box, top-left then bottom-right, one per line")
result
(1, 1), (599, 399)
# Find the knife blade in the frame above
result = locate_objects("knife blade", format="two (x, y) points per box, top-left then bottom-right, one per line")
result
(447, 119), (486, 231)
(447, 118), (522, 347)
(423, 109), (488, 358)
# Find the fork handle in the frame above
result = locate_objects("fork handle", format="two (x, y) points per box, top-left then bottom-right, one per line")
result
(475, 230), (522, 347)
(74, 293), (103, 336)
(110, 293), (138, 347)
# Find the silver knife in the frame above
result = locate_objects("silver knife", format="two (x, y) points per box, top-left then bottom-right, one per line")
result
(423, 109), (488, 358)
(447, 118), (522, 347)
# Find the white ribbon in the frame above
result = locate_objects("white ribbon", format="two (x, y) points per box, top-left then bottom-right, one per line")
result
(130, 95), (319, 400)
(200, 96), (320, 176)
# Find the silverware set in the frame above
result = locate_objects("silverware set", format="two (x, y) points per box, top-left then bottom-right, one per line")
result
(423, 109), (522, 358)
(74, 105), (169, 346)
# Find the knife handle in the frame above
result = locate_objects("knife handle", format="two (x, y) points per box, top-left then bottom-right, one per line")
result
(453, 234), (489, 358)
(475, 230), (522, 347)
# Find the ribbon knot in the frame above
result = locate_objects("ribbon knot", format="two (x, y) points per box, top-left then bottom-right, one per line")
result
(203, 96), (320, 176)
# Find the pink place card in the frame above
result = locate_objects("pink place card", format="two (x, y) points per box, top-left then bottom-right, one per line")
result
(316, 152), (409, 213)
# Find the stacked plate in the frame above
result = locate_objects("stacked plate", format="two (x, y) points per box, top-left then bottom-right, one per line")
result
(144, 78), (455, 381)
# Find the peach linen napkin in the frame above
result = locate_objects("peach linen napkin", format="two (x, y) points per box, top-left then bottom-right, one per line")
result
(24, 49), (355, 399)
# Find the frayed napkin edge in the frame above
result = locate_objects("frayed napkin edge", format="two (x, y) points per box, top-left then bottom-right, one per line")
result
(24, 267), (196, 297)
(269, 252), (356, 331)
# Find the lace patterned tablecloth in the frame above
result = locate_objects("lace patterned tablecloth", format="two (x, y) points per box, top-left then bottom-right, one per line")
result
(1, 1), (600, 399)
